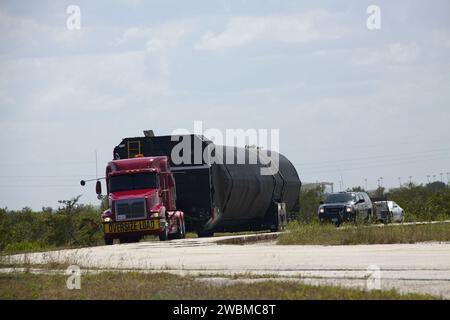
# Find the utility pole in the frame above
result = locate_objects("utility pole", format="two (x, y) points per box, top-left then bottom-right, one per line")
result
(398, 177), (402, 188)
(433, 174), (436, 182)
(409, 176), (413, 187)
(440, 173), (443, 183)
(379, 177), (383, 188)
(364, 178), (368, 191)
(427, 175), (431, 184)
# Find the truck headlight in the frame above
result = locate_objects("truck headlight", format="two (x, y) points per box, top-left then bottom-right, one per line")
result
(103, 217), (112, 222)
(319, 208), (324, 213)
(346, 207), (352, 213)
(150, 212), (159, 218)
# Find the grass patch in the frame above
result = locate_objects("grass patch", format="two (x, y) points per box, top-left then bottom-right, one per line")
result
(2, 240), (56, 254)
(278, 221), (450, 245)
(0, 272), (435, 300)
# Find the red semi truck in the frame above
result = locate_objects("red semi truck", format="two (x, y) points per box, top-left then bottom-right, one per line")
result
(95, 155), (185, 244)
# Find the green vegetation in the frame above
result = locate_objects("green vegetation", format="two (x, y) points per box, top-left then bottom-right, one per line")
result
(279, 221), (450, 245)
(0, 272), (435, 300)
(290, 186), (322, 223)
(0, 196), (103, 254)
(388, 183), (450, 221)
(292, 183), (450, 223)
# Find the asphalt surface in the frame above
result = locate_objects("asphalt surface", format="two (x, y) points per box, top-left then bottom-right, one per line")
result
(4, 234), (450, 298)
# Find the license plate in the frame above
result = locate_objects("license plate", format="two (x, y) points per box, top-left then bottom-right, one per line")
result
(104, 219), (160, 234)
(332, 218), (338, 222)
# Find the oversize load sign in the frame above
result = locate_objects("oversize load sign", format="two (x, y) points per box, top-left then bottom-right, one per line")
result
(104, 219), (160, 234)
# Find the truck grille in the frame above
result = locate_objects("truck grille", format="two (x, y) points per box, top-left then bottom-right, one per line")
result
(115, 199), (146, 221)
(325, 207), (343, 214)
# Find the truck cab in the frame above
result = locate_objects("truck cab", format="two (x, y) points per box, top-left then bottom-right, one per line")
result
(100, 156), (185, 244)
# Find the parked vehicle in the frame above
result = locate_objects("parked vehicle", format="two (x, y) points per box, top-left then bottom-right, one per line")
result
(318, 192), (373, 226)
(387, 201), (405, 223)
(112, 132), (301, 236)
(92, 156), (186, 244)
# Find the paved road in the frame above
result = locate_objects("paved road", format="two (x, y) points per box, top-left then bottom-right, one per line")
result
(5, 235), (450, 298)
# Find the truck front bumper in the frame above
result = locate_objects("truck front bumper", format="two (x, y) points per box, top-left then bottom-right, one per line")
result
(103, 218), (161, 237)
(319, 210), (353, 224)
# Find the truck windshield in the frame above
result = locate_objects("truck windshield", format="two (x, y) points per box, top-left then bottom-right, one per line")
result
(324, 193), (356, 204)
(109, 173), (159, 193)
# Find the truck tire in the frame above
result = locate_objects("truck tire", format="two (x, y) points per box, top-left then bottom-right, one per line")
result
(104, 237), (113, 245)
(176, 220), (186, 239)
(159, 227), (169, 241)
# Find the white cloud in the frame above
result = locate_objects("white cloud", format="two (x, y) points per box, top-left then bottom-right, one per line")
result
(195, 11), (338, 50)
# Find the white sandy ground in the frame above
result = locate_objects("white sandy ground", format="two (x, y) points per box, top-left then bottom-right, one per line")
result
(2, 233), (450, 298)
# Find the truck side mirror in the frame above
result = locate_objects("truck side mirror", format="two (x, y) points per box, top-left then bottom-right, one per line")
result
(319, 201), (324, 205)
(96, 180), (102, 195)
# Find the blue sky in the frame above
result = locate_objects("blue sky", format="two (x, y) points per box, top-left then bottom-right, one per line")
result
(1, 0), (449, 210)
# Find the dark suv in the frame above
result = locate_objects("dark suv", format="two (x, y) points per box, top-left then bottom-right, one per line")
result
(318, 192), (373, 225)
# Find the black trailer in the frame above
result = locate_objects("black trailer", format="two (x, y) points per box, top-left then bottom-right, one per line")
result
(113, 134), (301, 235)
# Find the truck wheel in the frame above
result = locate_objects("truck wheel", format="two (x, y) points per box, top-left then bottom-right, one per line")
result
(104, 237), (113, 245)
(159, 227), (169, 241)
(176, 220), (186, 239)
